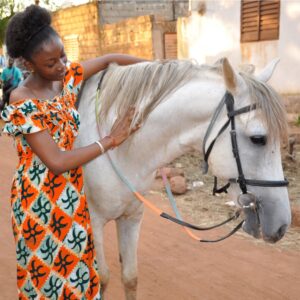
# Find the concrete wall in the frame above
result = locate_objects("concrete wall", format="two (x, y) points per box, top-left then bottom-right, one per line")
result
(177, 0), (300, 95)
(98, 0), (189, 24)
(52, 2), (102, 61)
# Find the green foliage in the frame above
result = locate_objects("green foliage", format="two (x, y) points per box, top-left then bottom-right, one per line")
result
(0, 0), (59, 47)
(0, 0), (15, 46)
(296, 116), (300, 126)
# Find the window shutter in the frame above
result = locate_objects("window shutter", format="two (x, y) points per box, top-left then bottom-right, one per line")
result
(241, 0), (260, 42)
(260, 0), (280, 41)
(241, 0), (280, 43)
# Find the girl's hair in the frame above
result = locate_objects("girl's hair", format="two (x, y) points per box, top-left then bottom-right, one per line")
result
(5, 5), (59, 60)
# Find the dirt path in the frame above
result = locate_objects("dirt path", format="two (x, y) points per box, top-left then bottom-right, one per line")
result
(1, 135), (300, 300)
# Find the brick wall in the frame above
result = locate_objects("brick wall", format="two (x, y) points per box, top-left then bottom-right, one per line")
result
(52, 2), (102, 61)
(100, 15), (154, 59)
(100, 15), (177, 60)
(51, 1), (180, 62)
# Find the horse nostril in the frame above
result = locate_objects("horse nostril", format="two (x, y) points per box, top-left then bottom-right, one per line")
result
(263, 224), (288, 243)
(277, 224), (287, 240)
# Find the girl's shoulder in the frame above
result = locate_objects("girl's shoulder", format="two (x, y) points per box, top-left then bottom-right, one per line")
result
(9, 85), (35, 105)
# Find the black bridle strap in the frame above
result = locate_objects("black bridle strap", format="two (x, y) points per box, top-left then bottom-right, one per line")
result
(204, 91), (289, 195)
(202, 94), (255, 176)
(214, 177), (289, 196)
(213, 176), (230, 195)
(202, 94), (228, 173)
(160, 210), (240, 231)
(202, 119), (230, 173)
(230, 130), (247, 193)
(229, 178), (289, 187)
(199, 220), (244, 243)
(227, 103), (257, 117)
(226, 93), (248, 193)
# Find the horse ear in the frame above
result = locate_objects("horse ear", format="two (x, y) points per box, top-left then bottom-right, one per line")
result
(220, 57), (242, 94)
(256, 57), (280, 82)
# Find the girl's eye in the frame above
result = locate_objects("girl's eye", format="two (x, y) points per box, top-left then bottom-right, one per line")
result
(250, 135), (267, 146)
(61, 53), (67, 60)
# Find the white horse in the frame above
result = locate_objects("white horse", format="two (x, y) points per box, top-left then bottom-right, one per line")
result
(75, 58), (291, 300)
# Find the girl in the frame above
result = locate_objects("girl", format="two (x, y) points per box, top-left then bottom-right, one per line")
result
(1, 4), (144, 299)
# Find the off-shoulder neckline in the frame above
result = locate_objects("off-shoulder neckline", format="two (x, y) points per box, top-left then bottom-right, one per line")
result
(7, 61), (82, 107)
(8, 78), (69, 107)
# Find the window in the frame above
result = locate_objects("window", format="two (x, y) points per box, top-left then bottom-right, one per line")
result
(241, 0), (280, 42)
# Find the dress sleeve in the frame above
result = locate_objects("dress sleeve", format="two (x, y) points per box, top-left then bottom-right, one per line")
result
(64, 62), (84, 96)
(1, 99), (47, 137)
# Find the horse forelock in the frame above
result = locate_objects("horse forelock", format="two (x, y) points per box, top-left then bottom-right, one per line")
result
(239, 72), (288, 142)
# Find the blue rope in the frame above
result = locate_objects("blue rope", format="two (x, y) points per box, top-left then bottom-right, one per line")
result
(160, 170), (183, 220)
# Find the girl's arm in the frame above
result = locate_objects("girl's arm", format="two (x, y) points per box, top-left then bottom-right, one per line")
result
(81, 54), (147, 80)
(25, 108), (140, 175)
(26, 131), (113, 175)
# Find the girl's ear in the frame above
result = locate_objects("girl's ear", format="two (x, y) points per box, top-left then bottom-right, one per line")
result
(22, 58), (35, 72)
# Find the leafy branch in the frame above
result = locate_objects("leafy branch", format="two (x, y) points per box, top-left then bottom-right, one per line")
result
(0, 0), (58, 47)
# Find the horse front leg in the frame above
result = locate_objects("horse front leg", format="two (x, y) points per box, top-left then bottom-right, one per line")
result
(116, 206), (144, 300)
(90, 218), (110, 297)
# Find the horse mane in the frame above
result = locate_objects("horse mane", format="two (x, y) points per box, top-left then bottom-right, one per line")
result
(97, 60), (205, 126)
(239, 72), (288, 140)
(97, 59), (287, 140)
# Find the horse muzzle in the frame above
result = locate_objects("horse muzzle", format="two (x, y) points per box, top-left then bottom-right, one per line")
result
(238, 193), (290, 243)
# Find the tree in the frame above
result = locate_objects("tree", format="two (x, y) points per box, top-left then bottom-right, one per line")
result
(0, 0), (58, 47)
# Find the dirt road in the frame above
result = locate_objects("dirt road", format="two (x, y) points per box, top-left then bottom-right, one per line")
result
(1, 135), (299, 300)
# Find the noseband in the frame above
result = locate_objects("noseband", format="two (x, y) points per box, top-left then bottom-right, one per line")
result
(202, 91), (289, 198)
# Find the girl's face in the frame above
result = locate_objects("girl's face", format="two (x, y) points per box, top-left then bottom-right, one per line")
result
(29, 36), (68, 81)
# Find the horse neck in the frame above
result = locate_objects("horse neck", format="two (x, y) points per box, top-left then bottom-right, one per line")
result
(78, 74), (227, 180)
(117, 80), (226, 177)
(77, 74), (103, 145)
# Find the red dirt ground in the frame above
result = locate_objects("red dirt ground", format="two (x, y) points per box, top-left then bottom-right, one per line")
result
(1, 135), (300, 300)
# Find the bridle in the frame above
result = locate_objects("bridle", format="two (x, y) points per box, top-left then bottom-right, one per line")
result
(202, 91), (289, 200)
(161, 91), (289, 242)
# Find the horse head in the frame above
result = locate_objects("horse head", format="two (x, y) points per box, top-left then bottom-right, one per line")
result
(207, 58), (291, 243)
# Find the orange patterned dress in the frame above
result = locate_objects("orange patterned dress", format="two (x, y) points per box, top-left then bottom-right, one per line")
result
(1, 62), (101, 300)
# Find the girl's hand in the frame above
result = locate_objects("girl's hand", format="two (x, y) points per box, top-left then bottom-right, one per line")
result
(108, 107), (141, 147)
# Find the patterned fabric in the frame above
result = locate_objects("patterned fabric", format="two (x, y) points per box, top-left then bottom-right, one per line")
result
(1, 62), (101, 300)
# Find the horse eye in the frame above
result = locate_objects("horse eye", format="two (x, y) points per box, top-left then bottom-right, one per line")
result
(250, 135), (267, 146)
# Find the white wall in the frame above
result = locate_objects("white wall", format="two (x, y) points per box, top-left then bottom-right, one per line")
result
(178, 0), (300, 94)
